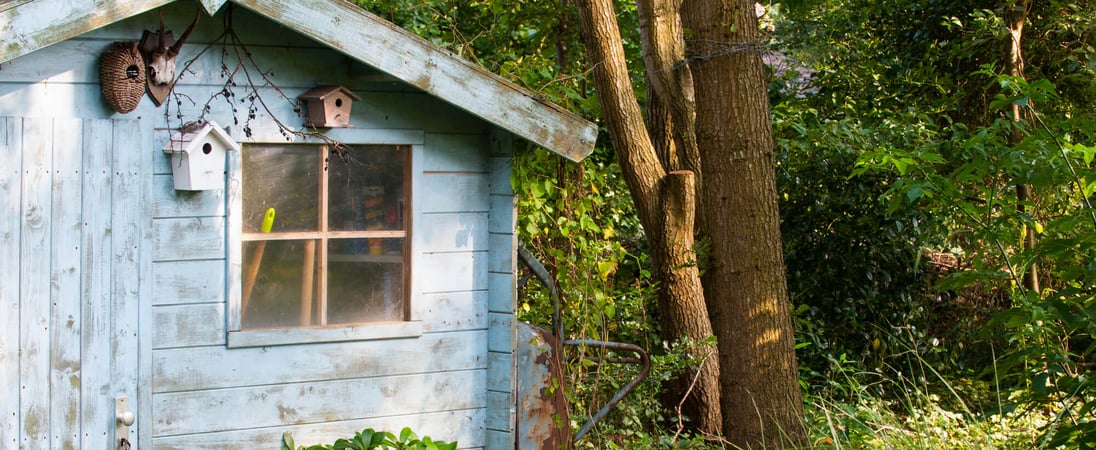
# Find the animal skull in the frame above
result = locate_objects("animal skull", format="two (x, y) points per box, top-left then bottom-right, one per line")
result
(140, 11), (199, 87)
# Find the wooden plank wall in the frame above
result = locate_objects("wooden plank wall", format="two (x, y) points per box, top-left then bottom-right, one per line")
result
(0, 117), (147, 450)
(0, 118), (20, 449)
(0, 3), (509, 450)
(486, 130), (517, 448)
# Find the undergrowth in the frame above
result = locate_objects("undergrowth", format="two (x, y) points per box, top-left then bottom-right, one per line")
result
(567, 330), (1065, 449)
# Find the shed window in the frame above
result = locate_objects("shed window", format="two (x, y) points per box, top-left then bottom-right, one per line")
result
(238, 144), (409, 331)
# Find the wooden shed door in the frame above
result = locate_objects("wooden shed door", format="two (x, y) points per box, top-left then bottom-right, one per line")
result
(1, 118), (149, 450)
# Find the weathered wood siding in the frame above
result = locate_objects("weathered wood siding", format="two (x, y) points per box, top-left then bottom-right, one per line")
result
(0, 117), (150, 450)
(485, 130), (518, 448)
(1, 3), (515, 449)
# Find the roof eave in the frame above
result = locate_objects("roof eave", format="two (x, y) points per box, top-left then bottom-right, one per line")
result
(0, 0), (174, 65)
(232, 0), (596, 161)
(0, 0), (597, 161)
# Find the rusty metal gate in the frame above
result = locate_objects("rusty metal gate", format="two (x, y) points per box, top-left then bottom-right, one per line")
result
(514, 245), (651, 449)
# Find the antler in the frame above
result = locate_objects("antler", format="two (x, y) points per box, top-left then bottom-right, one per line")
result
(167, 10), (200, 59)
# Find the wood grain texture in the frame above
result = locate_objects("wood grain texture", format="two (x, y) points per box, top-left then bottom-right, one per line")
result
(422, 133), (489, 173)
(419, 173), (490, 214)
(153, 330), (486, 392)
(0, 0), (173, 64)
(483, 129), (515, 448)
(48, 118), (83, 449)
(19, 118), (52, 449)
(110, 118), (145, 445)
(152, 303), (226, 349)
(417, 212), (488, 253)
(417, 251), (487, 294)
(0, 118), (21, 450)
(152, 370), (485, 435)
(151, 260), (226, 306)
(151, 217), (226, 261)
(79, 119), (115, 449)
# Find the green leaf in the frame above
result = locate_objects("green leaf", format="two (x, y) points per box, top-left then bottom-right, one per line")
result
(906, 186), (923, 203)
(399, 427), (416, 443)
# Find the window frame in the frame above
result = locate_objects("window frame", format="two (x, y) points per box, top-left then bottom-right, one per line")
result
(226, 129), (423, 348)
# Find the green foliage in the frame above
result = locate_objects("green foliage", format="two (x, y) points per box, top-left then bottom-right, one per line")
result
(822, 42), (1096, 450)
(281, 427), (456, 450)
(512, 148), (715, 445)
(569, 337), (718, 449)
(359, 0), (707, 444)
(805, 369), (1050, 449)
(356, 0), (1096, 446)
(774, 102), (941, 382)
(774, 0), (1096, 444)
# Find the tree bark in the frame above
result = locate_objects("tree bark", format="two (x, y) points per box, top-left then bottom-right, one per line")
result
(1005, 0), (1039, 293)
(636, 0), (721, 435)
(636, 0), (701, 179)
(657, 171), (722, 435)
(681, 0), (807, 447)
(575, 0), (721, 435)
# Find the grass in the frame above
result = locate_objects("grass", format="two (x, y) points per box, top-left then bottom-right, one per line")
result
(800, 341), (1053, 450)
(804, 381), (1050, 449)
(577, 354), (1062, 449)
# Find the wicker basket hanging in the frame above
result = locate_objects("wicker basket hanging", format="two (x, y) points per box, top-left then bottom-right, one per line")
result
(99, 42), (146, 113)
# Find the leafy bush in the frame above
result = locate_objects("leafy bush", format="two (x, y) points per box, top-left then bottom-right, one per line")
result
(848, 70), (1096, 446)
(281, 427), (456, 450)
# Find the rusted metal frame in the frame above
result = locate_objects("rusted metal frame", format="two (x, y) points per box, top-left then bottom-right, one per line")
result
(517, 243), (562, 339)
(517, 243), (652, 443)
(564, 339), (652, 443)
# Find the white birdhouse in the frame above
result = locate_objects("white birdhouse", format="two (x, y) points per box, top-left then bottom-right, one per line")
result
(299, 85), (361, 128)
(162, 120), (240, 190)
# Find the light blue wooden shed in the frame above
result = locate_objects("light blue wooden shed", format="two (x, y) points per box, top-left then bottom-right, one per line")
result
(0, 1), (596, 449)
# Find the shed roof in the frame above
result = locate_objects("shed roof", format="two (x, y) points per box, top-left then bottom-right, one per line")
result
(0, 0), (596, 161)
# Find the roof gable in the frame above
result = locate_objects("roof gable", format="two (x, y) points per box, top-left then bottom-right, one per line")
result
(0, 0), (596, 161)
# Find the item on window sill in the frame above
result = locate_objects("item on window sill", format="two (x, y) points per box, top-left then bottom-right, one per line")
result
(362, 186), (385, 255)
(384, 203), (401, 254)
(300, 240), (316, 326)
(242, 207), (276, 315)
(351, 190), (367, 254)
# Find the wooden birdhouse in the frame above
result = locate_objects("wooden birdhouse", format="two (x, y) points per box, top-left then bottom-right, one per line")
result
(162, 120), (240, 190)
(299, 85), (361, 127)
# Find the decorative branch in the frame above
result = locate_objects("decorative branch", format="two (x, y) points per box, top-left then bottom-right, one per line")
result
(164, 5), (350, 162)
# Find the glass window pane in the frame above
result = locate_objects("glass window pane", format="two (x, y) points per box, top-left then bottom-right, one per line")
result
(239, 143), (409, 333)
(329, 146), (406, 232)
(242, 239), (318, 329)
(242, 145), (319, 233)
(326, 239), (404, 323)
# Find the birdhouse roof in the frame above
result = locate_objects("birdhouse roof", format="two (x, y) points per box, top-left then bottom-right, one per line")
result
(300, 86), (362, 102)
(0, 0), (596, 162)
(162, 120), (241, 154)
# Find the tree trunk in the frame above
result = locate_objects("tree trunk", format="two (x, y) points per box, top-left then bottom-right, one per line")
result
(1005, 0), (1039, 293)
(681, 0), (807, 447)
(635, 0), (701, 186)
(575, 0), (722, 435)
(636, 0), (721, 435)
(656, 170), (722, 435)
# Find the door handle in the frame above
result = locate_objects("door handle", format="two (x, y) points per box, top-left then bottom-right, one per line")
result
(115, 396), (135, 448)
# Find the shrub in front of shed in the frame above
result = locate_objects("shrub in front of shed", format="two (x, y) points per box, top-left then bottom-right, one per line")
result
(282, 427), (456, 450)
